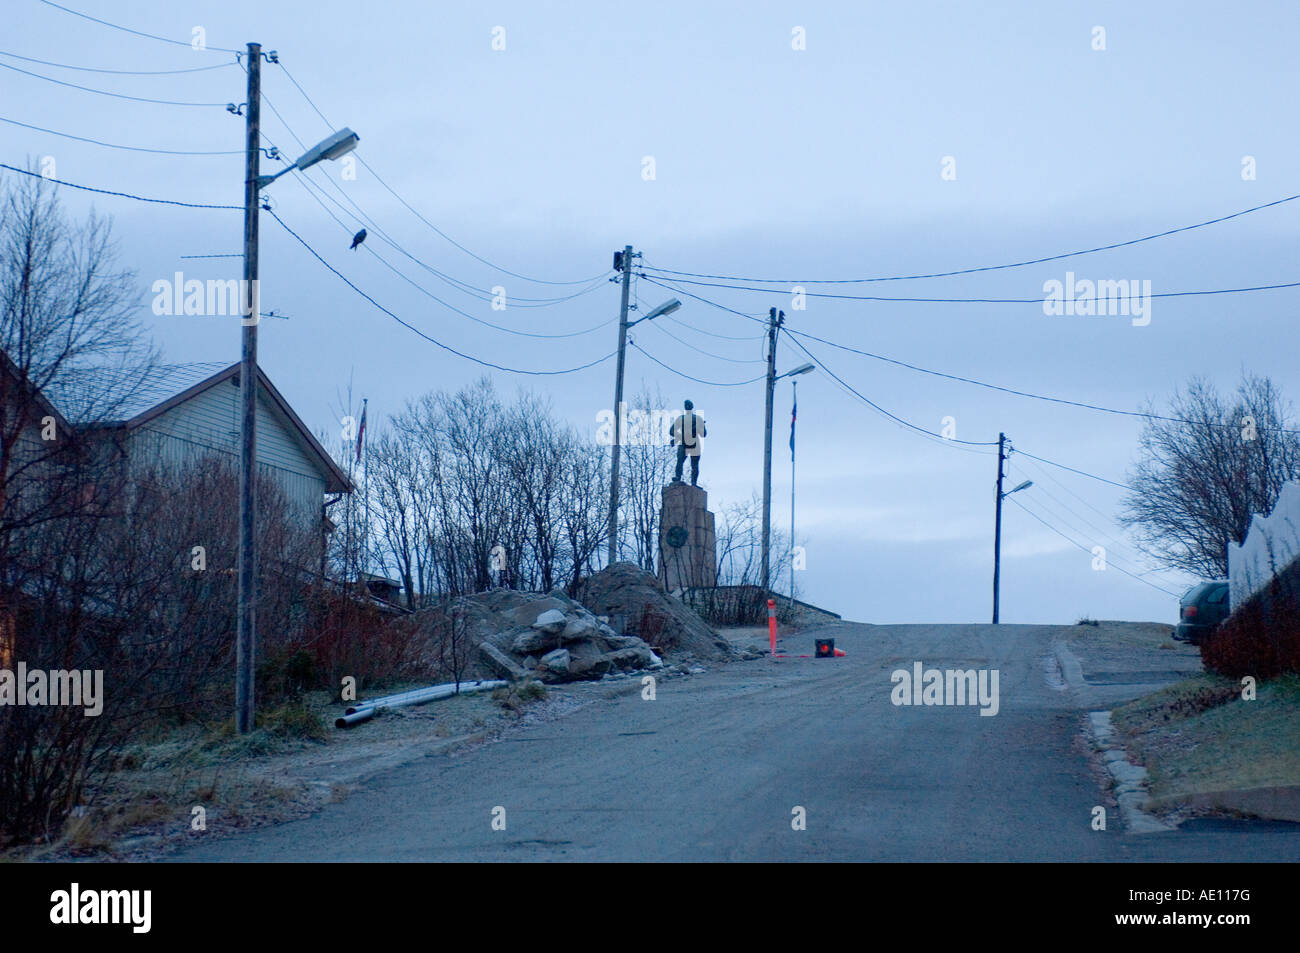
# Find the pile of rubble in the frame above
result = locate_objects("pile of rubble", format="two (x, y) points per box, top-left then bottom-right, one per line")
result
(423, 563), (734, 684)
(575, 562), (736, 661)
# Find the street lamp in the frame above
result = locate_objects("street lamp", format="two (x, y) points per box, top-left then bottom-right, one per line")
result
(606, 280), (682, 565)
(991, 428), (1031, 625)
(257, 127), (359, 189)
(632, 298), (681, 326)
(235, 41), (358, 734)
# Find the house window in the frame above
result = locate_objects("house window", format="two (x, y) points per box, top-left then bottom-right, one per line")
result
(0, 611), (14, 670)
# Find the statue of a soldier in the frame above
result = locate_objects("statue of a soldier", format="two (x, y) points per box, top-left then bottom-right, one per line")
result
(670, 399), (707, 486)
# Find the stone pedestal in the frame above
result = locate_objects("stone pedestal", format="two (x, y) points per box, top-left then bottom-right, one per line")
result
(658, 482), (717, 591)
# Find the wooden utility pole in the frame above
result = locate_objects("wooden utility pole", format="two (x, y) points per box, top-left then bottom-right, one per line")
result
(606, 245), (634, 566)
(235, 42), (261, 734)
(992, 431), (1007, 624)
(760, 307), (783, 592)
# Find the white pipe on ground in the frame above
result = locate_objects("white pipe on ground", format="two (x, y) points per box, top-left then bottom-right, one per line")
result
(335, 708), (377, 729)
(336, 679), (508, 728)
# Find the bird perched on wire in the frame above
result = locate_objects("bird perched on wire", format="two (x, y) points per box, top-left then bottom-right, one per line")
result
(350, 228), (367, 251)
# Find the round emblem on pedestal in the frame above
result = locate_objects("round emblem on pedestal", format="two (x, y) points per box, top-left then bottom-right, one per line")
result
(666, 526), (688, 548)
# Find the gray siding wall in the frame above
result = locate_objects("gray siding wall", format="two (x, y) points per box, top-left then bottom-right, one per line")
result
(126, 379), (327, 521)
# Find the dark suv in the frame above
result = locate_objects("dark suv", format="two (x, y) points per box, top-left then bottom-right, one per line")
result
(1175, 581), (1230, 644)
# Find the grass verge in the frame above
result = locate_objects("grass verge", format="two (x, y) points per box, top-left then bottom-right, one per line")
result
(1113, 673), (1300, 802)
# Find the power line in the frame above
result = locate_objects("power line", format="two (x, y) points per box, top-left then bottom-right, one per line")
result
(640, 272), (1286, 468)
(1010, 454), (1135, 539)
(266, 208), (617, 376)
(273, 58), (607, 287)
(640, 273), (767, 325)
(0, 48), (236, 74)
(661, 311), (765, 342)
(1007, 465), (1177, 581)
(0, 115), (240, 156)
(628, 342), (765, 387)
(785, 332), (1001, 447)
(271, 147), (611, 326)
(286, 155), (606, 307)
(1007, 496), (1179, 596)
(1009, 445), (1132, 492)
(0, 161), (240, 209)
(38, 1), (241, 54)
(647, 321), (766, 365)
(0, 60), (229, 107)
(358, 153), (611, 287)
(251, 82), (603, 309)
(640, 191), (1300, 284)
(782, 324), (1300, 435)
(648, 272), (1300, 305)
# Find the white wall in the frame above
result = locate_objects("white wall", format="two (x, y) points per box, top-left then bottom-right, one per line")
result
(1228, 480), (1300, 609)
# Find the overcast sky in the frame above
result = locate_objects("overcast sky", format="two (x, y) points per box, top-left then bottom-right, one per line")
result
(6, 0), (1298, 623)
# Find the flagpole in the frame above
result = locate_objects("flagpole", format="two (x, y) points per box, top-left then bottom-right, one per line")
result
(789, 380), (796, 609)
(361, 397), (370, 579)
(344, 417), (355, 582)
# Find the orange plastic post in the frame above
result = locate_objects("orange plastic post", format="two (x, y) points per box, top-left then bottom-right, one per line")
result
(767, 598), (777, 655)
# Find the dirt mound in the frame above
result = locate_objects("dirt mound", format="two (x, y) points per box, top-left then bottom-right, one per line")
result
(419, 587), (664, 684)
(575, 562), (735, 661)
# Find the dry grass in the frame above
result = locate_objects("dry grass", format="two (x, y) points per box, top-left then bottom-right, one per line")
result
(2, 685), (511, 861)
(1113, 674), (1300, 799)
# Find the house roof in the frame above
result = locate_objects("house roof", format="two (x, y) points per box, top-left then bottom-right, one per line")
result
(68, 361), (232, 423)
(6, 352), (352, 495)
(39, 360), (234, 429)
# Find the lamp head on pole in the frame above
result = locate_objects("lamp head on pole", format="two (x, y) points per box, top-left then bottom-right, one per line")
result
(1003, 480), (1033, 498)
(257, 128), (360, 189)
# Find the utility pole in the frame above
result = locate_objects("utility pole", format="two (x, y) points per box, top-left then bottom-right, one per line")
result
(760, 307), (783, 592)
(606, 245), (634, 566)
(235, 42), (261, 734)
(992, 431), (1006, 625)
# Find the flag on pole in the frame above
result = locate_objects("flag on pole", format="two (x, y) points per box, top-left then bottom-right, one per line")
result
(789, 392), (797, 459)
(355, 400), (367, 463)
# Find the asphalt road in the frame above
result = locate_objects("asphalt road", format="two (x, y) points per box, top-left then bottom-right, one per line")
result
(171, 622), (1300, 862)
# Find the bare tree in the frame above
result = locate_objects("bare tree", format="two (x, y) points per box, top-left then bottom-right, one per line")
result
(1123, 373), (1300, 578)
(367, 424), (438, 607)
(619, 385), (674, 572)
(0, 170), (157, 541)
(367, 379), (613, 602)
(430, 598), (475, 691)
(560, 433), (609, 594)
(502, 391), (568, 591)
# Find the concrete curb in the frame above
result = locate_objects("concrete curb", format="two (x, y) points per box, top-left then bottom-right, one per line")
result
(1051, 641), (1087, 691)
(1085, 711), (1175, 834)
